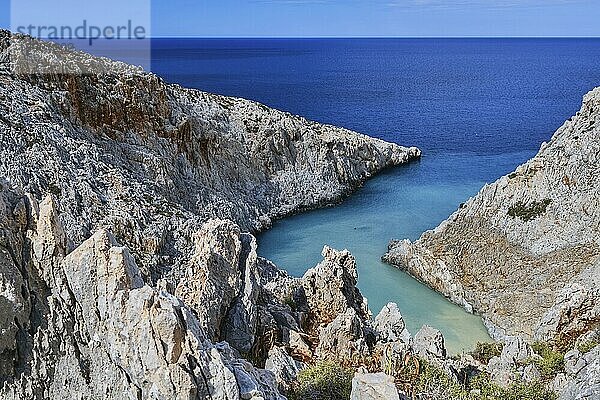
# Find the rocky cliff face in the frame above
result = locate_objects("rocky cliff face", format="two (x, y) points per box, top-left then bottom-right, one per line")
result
(0, 30), (420, 282)
(0, 31), (424, 399)
(384, 87), (600, 345)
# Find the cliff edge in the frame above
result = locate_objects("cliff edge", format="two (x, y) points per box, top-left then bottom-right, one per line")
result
(0, 31), (424, 399)
(0, 30), (420, 281)
(384, 87), (600, 344)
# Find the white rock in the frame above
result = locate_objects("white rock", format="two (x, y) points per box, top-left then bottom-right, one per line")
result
(373, 302), (411, 344)
(413, 325), (446, 359)
(350, 372), (399, 400)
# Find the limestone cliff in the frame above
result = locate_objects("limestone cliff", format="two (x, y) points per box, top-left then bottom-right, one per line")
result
(0, 30), (420, 282)
(384, 87), (600, 344)
(0, 31), (423, 399)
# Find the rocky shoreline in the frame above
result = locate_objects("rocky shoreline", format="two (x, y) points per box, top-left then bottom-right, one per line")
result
(384, 88), (600, 398)
(0, 31), (420, 282)
(1, 29), (598, 399)
(0, 31), (432, 399)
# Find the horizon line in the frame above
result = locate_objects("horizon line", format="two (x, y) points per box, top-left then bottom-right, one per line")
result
(4, 28), (599, 40)
(149, 35), (600, 39)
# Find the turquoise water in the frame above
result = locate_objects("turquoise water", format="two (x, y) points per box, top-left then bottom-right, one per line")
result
(257, 151), (535, 354)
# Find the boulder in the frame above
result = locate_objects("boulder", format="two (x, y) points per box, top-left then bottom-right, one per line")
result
(373, 303), (411, 344)
(350, 371), (399, 400)
(413, 325), (446, 359)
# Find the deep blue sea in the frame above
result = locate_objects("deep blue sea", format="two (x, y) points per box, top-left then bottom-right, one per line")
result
(151, 38), (600, 353)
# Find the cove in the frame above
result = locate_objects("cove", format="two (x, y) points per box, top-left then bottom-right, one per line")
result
(257, 150), (535, 354)
(151, 37), (600, 354)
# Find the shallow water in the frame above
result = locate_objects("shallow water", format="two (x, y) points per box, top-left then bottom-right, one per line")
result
(151, 37), (600, 354)
(258, 151), (534, 354)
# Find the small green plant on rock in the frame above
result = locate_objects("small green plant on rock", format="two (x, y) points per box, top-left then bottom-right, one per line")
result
(577, 340), (599, 354)
(469, 373), (557, 400)
(508, 199), (552, 222)
(288, 361), (353, 400)
(530, 341), (565, 379)
(471, 342), (504, 364)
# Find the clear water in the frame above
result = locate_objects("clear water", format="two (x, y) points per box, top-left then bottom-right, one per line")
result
(151, 38), (600, 354)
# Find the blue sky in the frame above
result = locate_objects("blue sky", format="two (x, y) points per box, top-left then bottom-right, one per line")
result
(1, 0), (599, 37)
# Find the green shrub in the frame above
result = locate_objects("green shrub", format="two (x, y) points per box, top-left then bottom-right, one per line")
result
(577, 340), (599, 354)
(411, 363), (557, 400)
(412, 360), (468, 399)
(530, 342), (564, 379)
(508, 199), (552, 222)
(470, 373), (556, 400)
(471, 342), (504, 364)
(289, 361), (353, 400)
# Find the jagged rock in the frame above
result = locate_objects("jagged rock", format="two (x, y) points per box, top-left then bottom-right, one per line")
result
(384, 87), (600, 342)
(222, 233), (262, 355)
(350, 371), (399, 400)
(316, 308), (371, 360)
(175, 219), (244, 342)
(265, 347), (305, 392)
(487, 336), (534, 387)
(555, 345), (600, 400)
(0, 190), (284, 399)
(373, 303), (411, 344)
(301, 246), (370, 327)
(413, 325), (446, 359)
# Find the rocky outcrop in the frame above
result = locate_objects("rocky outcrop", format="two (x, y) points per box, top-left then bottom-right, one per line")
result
(0, 189), (285, 399)
(1, 30), (420, 284)
(301, 246), (370, 326)
(384, 87), (600, 343)
(373, 303), (411, 345)
(413, 325), (447, 360)
(174, 219), (247, 343)
(0, 31), (422, 398)
(554, 345), (600, 399)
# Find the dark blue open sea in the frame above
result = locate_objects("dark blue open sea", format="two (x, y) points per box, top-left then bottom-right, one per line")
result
(151, 38), (600, 353)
